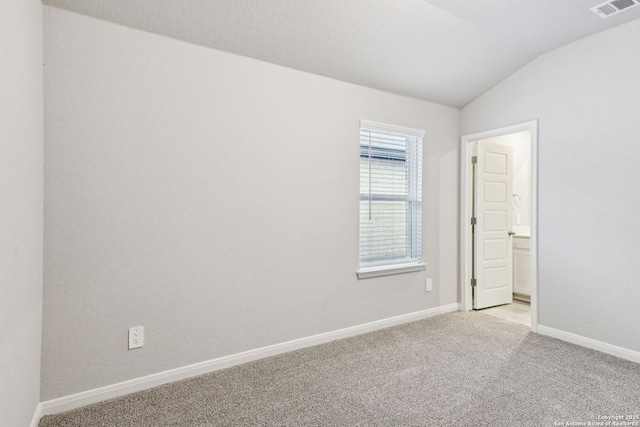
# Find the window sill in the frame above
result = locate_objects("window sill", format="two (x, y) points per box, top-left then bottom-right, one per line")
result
(356, 262), (426, 279)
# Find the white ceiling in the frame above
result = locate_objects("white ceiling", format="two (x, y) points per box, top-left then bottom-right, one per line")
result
(42, 0), (640, 108)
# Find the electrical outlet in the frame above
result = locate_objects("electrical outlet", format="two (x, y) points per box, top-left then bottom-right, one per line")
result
(128, 326), (144, 349)
(426, 278), (433, 292)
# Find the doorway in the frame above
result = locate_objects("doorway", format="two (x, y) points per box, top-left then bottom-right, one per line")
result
(460, 121), (538, 332)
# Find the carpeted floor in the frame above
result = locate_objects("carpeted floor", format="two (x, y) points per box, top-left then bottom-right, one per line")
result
(39, 312), (640, 426)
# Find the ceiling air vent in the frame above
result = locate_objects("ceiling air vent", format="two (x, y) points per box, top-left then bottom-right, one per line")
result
(591, 0), (640, 18)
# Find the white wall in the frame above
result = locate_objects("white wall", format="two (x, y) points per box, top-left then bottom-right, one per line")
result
(462, 19), (640, 352)
(42, 7), (459, 400)
(0, 0), (44, 425)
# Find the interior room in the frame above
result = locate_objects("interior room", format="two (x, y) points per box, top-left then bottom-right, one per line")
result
(3, 0), (640, 426)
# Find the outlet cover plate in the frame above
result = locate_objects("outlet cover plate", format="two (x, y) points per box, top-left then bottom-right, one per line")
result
(129, 326), (144, 349)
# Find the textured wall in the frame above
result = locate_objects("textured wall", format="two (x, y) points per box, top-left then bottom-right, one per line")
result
(0, 0), (44, 425)
(42, 7), (459, 400)
(462, 19), (640, 352)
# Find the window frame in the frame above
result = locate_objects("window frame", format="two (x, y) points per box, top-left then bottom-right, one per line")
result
(356, 120), (426, 279)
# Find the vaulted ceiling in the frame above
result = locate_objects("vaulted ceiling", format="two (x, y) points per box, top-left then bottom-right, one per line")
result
(42, 0), (640, 108)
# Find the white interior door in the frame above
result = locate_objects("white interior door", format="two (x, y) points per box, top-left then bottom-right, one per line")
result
(474, 142), (513, 309)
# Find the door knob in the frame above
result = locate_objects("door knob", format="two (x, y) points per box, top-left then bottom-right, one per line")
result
(508, 231), (516, 236)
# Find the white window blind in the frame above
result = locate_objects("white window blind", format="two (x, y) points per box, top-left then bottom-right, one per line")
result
(359, 120), (424, 269)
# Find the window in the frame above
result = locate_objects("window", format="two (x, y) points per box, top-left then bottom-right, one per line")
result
(357, 120), (425, 278)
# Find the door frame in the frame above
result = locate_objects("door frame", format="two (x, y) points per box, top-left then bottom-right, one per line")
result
(460, 120), (539, 332)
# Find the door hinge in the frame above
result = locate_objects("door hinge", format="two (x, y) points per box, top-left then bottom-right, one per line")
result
(471, 156), (477, 164)
(470, 217), (477, 225)
(471, 278), (477, 287)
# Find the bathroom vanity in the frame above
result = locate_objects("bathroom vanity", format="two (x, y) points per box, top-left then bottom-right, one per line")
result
(513, 234), (530, 301)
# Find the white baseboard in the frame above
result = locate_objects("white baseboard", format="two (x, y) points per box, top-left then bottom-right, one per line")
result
(30, 403), (42, 427)
(38, 303), (459, 418)
(537, 325), (640, 364)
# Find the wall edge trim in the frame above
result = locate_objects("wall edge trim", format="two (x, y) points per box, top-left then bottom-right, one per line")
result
(30, 403), (43, 427)
(39, 303), (460, 417)
(537, 325), (640, 363)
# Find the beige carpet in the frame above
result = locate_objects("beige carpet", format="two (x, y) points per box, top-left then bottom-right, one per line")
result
(39, 312), (640, 426)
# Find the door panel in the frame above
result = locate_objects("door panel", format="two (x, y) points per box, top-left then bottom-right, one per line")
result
(484, 210), (507, 230)
(484, 182), (507, 202)
(484, 153), (508, 174)
(484, 267), (508, 289)
(474, 142), (513, 309)
(484, 238), (507, 260)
